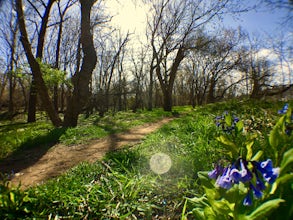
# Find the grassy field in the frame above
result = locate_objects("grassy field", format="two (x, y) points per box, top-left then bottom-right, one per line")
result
(0, 108), (173, 160)
(0, 99), (292, 219)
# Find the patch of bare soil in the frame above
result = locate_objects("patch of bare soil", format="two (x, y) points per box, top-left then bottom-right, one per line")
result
(5, 118), (173, 189)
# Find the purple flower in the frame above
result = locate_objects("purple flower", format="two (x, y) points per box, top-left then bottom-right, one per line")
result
(255, 174), (266, 191)
(278, 103), (289, 114)
(215, 112), (241, 133)
(243, 192), (253, 206)
(263, 167), (280, 184)
(208, 165), (223, 179)
(233, 116), (239, 123)
(209, 158), (279, 207)
(230, 159), (252, 184)
(239, 159), (253, 182)
(230, 166), (241, 183)
(250, 183), (262, 199)
(216, 166), (233, 189)
(254, 159), (279, 184)
(260, 159), (273, 172)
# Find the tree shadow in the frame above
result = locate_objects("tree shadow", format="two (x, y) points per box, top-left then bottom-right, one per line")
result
(0, 127), (67, 179)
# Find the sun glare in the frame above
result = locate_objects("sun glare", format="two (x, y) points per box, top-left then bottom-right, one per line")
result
(106, 0), (147, 35)
(149, 153), (172, 175)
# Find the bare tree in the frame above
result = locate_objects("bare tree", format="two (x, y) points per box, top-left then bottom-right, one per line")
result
(146, 0), (246, 111)
(239, 36), (275, 99)
(63, 0), (97, 127)
(93, 31), (130, 117)
(16, 0), (63, 126)
(130, 45), (148, 112)
(0, 58), (8, 110)
(0, 1), (19, 116)
(52, 0), (76, 111)
(260, 0), (293, 26)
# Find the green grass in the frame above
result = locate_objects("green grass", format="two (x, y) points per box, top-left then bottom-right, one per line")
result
(0, 108), (173, 160)
(0, 122), (55, 159)
(0, 99), (292, 219)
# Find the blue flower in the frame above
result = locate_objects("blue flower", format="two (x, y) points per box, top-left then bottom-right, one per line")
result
(255, 173), (266, 191)
(208, 165), (223, 179)
(250, 183), (262, 199)
(278, 103), (289, 114)
(260, 159), (273, 171)
(215, 112), (240, 133)
(208, 158), (279, 206)
(254, 159), (279, 184)
(263, 167), (280, 184)
(239, 159), (252, 182)
(216, 166), (233, 189)
(230, 159), (252, 183)
(243, 192), (253, 206)
(233, 116), (239, 123)
(230, 166), (241, 183)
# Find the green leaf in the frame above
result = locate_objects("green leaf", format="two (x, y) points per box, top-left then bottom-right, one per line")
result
(285, 108), (292, 123)
(204, 206), (217, 220)
(270, 173), (293, 194)
(181, 199), (188, 220)
(236, 121), (244, 133)
(246, 141), (254, 161)
(225, 114), (233, 127)
(216, 135), (238, 158)
(269, 116), (285, 149)
(191, 208), (206, 220)
(9, 192), (15, 204)
(251, 150), (263, 161)
(247, 199), (284, 220)
(280, 148), (293, 176)
(198, 171), (215, 189)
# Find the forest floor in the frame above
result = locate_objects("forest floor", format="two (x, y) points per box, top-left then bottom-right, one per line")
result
(2, 117), (173, 189)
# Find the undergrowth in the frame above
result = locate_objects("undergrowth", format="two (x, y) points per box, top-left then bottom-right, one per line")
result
(0, 99), (292, 219)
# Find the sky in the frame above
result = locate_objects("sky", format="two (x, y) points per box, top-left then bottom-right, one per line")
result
(105, 0), (292, 84)
(222, 1), (292, 38)
(106, 0), (292, 38)
(0, 0), (291, 83)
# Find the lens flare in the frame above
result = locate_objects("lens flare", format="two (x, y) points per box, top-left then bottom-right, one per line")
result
(149, 153), (172, 174)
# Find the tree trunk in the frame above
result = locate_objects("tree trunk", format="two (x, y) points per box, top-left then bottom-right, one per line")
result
(148, 58), (155, 111)
(16, 0), (62, 127)
(8, 71), (14, 116)
(163, 88), (172, 111)
(157, 47), (185, 112)
(27, 79), (37, 122)
(250, 78), (260, 99)
(63, 0), (97, 127)
(8, 23), (18, 117)
(207, 75), (216, 103)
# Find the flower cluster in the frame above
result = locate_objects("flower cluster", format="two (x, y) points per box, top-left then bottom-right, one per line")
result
(208, 158), (279, 206)
(215, 112), (239, 133)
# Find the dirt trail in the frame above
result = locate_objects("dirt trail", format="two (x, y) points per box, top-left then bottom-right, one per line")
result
(7, 117), (173, 189)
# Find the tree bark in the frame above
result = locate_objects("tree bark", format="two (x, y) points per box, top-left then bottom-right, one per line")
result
(63, 0), (97, 127)
(27, 79), (37, 122)
(16, 0), (62, 127)
(157, 47), (185, 111)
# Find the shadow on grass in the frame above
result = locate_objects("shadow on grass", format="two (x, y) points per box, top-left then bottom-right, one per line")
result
(0, 127), (67, 178)
(94, 117), (128, 134)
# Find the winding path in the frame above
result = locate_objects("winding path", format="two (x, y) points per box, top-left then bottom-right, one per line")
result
(7, 117), (173, 189)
